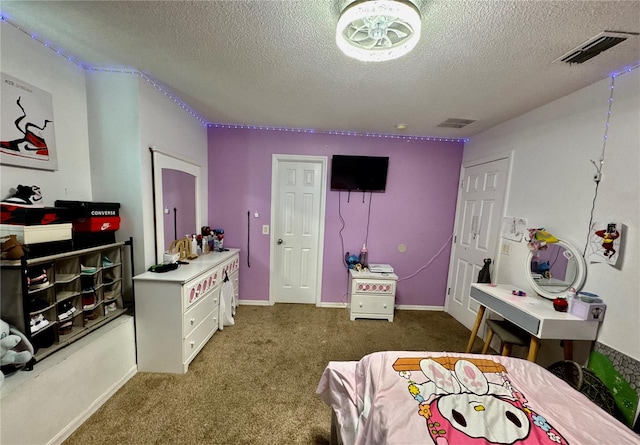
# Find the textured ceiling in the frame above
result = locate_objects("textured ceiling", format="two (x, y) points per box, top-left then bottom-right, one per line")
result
(2, 0), (639, 138)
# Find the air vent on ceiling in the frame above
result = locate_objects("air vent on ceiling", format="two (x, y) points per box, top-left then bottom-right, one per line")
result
(556, 31), (639, 64)
(437, 118), (476, 129)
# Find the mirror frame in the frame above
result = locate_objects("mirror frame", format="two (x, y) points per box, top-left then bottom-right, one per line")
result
(524, 238), (586, 300)
(151, 146), (201, 264)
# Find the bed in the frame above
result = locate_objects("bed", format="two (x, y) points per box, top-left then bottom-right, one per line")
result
(316, 351), (639, 445)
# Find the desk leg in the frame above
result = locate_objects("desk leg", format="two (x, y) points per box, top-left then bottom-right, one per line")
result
(527, 337), (540, 362)
(466, 305), (486, 353)
(563, 340), (574, 361)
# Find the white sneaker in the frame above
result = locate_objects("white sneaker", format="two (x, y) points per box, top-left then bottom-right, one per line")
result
(30, 314), (50, 333)
(2, 185), (44, 208)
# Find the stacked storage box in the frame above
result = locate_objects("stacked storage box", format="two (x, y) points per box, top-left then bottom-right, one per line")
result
(54, 201), (121, 249)
(0, 204), (73, 258)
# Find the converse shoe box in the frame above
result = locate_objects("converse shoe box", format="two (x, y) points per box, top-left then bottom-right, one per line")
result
(54, 200), (120, 219)
(54, 200), (120, 232)
(54, 200), (121, 248)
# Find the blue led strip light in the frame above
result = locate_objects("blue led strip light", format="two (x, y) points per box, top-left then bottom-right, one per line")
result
(0, 13), (467, 142)
(595, 62), (640, 176)
(7, 13), (636, 143)
(208, 124), (469, 143)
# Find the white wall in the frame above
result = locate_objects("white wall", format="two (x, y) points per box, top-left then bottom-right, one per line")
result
(137, 78), (209, 270)
(464, 69), (640, 361)
(1, 317), (136, 445)
(85, 72), (208, 272)
(0, 22), (92, 204)
(1, 19), (208, 444)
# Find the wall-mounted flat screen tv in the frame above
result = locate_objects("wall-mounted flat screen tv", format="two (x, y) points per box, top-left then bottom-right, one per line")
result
(330, 155), (389, 192)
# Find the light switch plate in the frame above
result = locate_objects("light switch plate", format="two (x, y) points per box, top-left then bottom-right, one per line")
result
(262, 225), (269, 235)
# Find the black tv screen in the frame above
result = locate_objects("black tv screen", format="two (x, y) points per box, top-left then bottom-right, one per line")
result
(330, 155), (389, 192)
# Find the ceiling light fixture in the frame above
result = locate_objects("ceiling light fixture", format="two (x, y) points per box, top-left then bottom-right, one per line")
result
(336, 0), (422, 62)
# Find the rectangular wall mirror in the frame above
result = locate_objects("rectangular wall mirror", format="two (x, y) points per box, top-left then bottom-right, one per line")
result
(150, 146), (201, 264)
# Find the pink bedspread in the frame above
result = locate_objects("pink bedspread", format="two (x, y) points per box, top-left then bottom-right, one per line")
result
(317, 351), (639, 445)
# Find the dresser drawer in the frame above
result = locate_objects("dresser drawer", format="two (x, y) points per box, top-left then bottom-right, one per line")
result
(183, 288), (219, 337)
(183, 311), (217, 363)
(351, 294), (395, 315)
(184, 266), (221, 308)
(352, 279), (395, 296)
(220, 254), (240, 279)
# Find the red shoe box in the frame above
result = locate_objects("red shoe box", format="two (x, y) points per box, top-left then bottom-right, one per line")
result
(54, 200), (120, 218)
(0, 204), (73, 225)
(73, 216), (120, 233)
(53, 201), (121, 248)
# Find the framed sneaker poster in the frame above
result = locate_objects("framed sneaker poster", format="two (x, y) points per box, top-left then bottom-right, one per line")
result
(1, 72), (58, 171)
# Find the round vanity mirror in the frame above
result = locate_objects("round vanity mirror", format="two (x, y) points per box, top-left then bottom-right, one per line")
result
(525, 239), (586, 300)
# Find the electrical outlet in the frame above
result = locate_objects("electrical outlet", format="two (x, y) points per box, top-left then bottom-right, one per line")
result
(262, 225), (269, 235)
(501, 243), (511, 255)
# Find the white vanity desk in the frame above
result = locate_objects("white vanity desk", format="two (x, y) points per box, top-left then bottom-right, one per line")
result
(466, 283), (599, 362)
(134, 249), (240, 373)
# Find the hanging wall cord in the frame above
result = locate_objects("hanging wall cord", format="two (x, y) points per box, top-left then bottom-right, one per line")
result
(548, 243), (562, 269)
(338, 191), (350, 304)
(247, 211), (251, 268)
(583, 181), (600, 257)
(338, 190), (348, 268)
(364, 192), (373, 247)
(583, 75), (616, 257)
(398, 234), (454, 283)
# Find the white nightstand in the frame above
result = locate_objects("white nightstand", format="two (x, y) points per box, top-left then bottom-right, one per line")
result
(349, 269), (398, 322)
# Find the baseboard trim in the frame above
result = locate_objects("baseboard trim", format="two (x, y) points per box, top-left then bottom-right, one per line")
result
(237, 301), (444, 311)
(318, 302), (348, 308)
(49, 365), (137, 445)
(238, 299), (271, 306)
(396, 305), (444, 311)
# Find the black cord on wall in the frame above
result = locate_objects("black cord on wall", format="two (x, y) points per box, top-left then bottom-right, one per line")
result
(247, 211), (251, 268)
(364, 192), (372, 247)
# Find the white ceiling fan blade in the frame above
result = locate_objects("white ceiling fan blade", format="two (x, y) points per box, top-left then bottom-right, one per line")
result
(387, 28), (409, 39)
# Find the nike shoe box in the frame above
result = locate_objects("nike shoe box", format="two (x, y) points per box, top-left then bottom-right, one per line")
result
(54, 200), (120, 232)
(0, 204), (73, 225)
(72, 216), (120, 232)
(54, 200), (121, 249)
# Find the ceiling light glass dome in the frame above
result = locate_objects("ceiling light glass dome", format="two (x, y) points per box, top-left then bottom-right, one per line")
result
(336, 0), (422, 62)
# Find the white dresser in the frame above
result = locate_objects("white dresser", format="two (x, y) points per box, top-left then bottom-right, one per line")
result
(349, 269), (398, 322)
(133, 249), (240, 373)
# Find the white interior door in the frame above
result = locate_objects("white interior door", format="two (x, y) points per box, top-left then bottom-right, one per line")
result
(270, 155), (327, 304)
(446, 156), (510, 330)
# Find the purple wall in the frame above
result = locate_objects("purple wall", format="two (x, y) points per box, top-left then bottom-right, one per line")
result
(532, 243), (569, 280)
(207, 127), (463, 307)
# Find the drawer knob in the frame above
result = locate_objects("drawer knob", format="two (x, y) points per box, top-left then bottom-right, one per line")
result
(190, 341), (195, 348)
(383, 304), (387, 309)
(359, 303), (363, 308)
(190, 318), (195, 325)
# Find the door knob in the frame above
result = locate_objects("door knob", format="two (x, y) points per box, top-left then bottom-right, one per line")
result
(277, 239), (283, 245)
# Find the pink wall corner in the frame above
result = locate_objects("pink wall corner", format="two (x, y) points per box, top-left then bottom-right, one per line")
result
(208, 127), (463, 307)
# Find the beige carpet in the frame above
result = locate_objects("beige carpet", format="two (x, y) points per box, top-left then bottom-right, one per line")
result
(64, 304), (484, 445)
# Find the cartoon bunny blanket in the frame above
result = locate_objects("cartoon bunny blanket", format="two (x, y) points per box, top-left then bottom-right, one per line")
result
(317, 351), (638, 445)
